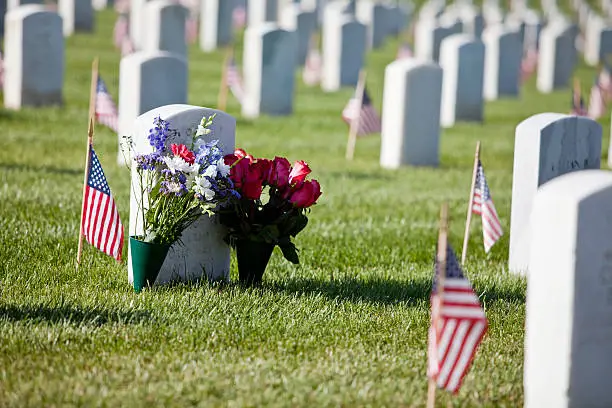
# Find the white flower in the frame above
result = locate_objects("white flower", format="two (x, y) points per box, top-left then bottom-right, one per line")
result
(216, 157), (230, 177)
(165, 181), (183, 194)
(196, 124), (211, 137)
(203, 164), (217, 178)
(163, 156), (193, 174)
(193, 175), (215, 201)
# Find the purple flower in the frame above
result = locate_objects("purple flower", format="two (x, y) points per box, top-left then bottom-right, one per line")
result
(148, 116), (170, 153)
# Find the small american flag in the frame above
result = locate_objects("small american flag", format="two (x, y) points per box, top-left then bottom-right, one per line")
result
(427, 243), (487, 393)
(571, 85), (588, 116)
(342, 86), (381, 136)
(303, 47), (322, 86)
(472, 161), (503, 253)
(598, 67), (612, 101)
(588, 73), (606, 119)
(226, 57), (244, 104)
(520, 48), (538, 83)
(96, 77), (119, 133)
(185, 16), (198, 44)
(81, 146), (124, 262)
(232, 5), (246, 30)
(113, 14), (129, 50)
(395, 42), (413, 60)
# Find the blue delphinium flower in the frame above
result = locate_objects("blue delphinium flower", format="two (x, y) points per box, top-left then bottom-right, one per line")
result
(148, 116), (170, 153)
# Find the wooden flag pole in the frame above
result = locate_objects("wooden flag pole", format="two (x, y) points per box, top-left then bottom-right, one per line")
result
(461, 141), (481, 265)
(217, 46), (233, 112)
(427, 202), (449, 408)
(77, 59), (99, 266)
(345, 69), (367, 160)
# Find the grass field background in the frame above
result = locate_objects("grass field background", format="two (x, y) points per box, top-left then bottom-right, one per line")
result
(0, 5), (608, 406)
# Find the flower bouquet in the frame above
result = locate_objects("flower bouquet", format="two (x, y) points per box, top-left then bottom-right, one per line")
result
(219, 149), (322, 285)
(126, 114), (237, 291)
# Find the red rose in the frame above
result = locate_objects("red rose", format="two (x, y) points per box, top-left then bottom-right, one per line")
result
(171, 144), (195, 164)
(229, 157), (249, 188)
(289, 180), (322, 208)
(224, 153), (240, 167)
(288, 160), (311, 184)
(267, 156), (291, 189)
(234, 148), (247, 158)
(254, 158), (272, 182)
(241, 161), (268, 200)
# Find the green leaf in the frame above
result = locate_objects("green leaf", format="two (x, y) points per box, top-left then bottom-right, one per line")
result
(279, 242), (300, 264)
(288, 214), (308, 237)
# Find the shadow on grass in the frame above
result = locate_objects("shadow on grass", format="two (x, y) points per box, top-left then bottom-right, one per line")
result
(263, 276), (526, 306)
(0, 304), (152, 326)
(0, 163), (82, 176)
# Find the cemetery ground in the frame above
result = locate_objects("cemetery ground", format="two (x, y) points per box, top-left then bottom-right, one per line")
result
(0, 9), (608, 408)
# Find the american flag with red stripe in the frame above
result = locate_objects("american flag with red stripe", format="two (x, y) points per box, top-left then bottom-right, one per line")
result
(520, 48), (538, 83)
(303, 46), (322, 86)
(571, 86), (588, 116)
(96, 77), (119, 133)
(232, 5), (246, 30)
(185, 16), (198, 44)
(472, 161), (502, 253)
(588, 73), (606, 119)
(342, 86), (381, 136)
(395, 42), (413, 60)
(226, 57), (244, 104)
(427, 243), (487, 393)
(599, 67), (612, 100)
(81, 147), (124, 262)
(113, 14), (129, 50)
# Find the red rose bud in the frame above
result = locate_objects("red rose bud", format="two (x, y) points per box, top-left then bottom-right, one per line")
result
(171, 144), (195, 164)
(242, 170), (264, 200)
(253, 159), (272, 182)
(267, 156), (291, 189)
(288, 160), (311, 184)
(289, 180), (322, 208)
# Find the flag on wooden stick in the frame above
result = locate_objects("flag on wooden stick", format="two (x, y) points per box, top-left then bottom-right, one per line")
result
(81, 145), (125, 261)
(588, 73), (606, 119)
(571, 79), (588, 116)
(520, 48), (538, 83)
(303, 44), (322, 86)
(427, 242), (487, 394)
(95, 77), (119, 133)
(342, 86), (381, 136)
(226, 56), (244, 104)
(472, 160), (503, 252)
(113, 14), (129, 50)
(232, 5), (246, 30)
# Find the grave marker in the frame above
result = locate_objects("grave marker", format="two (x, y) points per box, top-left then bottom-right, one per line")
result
(58, 0), (93, 36)
(142, 0), (188, 58)
(200, 0), (234, 52)
(483, 26), (522, 100)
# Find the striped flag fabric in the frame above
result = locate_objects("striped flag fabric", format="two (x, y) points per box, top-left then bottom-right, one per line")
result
(598, 67), (612, 101)
(185, 16), (198, 44)
(95, 77), (119, 133)
(341, 86), (382, 136)
(588, 73), (606, 119)
(472, 161), (503, 253)
(81, 146), (124, 262)
(571, 85), (588, 116)
(395, 42), (413, 60)
(303, 46), (322, 86)
(232, 5), (246, 30)
(427, 243), (487, 393)
(226, 57), (245, 104)
(113, 14), (129, 50)
(520, 47), (538, 83)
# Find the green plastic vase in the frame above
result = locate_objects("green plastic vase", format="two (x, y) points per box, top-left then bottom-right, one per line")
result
(235, 239), (275, 286)
(130, 237), (171, 293)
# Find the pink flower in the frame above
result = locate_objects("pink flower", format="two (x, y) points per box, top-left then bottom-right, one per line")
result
(289, 180), (322, 208)
(170, 144), (195, 164)
(288, 160), (311, 184)
(267, 157), (291, 189)
(234, 148), (247, 159)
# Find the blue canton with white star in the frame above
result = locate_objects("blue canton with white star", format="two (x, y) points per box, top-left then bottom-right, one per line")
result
(476, 161), (491, 201)
(87, 148), (111, 195)
(432, 244), (465, 294)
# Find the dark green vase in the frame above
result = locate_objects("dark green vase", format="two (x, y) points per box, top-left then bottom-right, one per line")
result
(235, 240), (275, 286)
(130, 236), (171, 293)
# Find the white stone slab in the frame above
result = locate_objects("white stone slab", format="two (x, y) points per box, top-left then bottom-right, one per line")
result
(7, 0), (42, 10)
(248, 0), (278, 26)
(199, 0), (234, 52)
(4, 5), (64, 109)
(142, 0), (188, 58)
(321, 10), (366, 92)
(241, 24), (297, 118)
(509, 113), (602, 274)
(483, 26), (522, 100)
(117, 51), (188, 164)
(440, 34), (485, 127)
(58, 0), (93, 36)
(129, 0), (145, 49)
(380, 59), (442, 168)
(128, 104), (235, 285)
(525, 170), (612, 408)
(536, 22), (575, 93)
(279, 4), (317, 66)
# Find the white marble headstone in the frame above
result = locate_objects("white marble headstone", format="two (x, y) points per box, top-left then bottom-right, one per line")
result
(279, 4), (317, 66)
(380, 60), (442, 168)
(525, 170), (612, 407)
(440, 34), (485, 127)
(128, 104), (236, 285)
(584, 15), (611, 66)
(536, 23), (575, 93)
(509, 113), (602, 274)
(130, 0), (145, 49)
(58, 0), (93, 36)
(118, 51), (188, 164)
(248, 0), (278, 26)
(7, 0), (42, 10)
(4, 5), (64, 109)
(321, 10), (366, 92)
(142, 0), (188, 58)
(199, 0), (234, 52)
(483, 26), (522, 100)
(241, 24), (297, 118)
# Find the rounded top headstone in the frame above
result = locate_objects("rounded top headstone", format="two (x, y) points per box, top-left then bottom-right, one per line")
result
(6, 4), (54, 19)
(534, 170), (612, 203)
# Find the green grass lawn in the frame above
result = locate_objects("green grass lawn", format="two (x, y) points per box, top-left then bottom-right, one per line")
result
(0, 8), (608, 407)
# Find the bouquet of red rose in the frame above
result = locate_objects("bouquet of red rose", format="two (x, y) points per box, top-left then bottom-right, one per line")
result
(219, 149), (321, 282)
